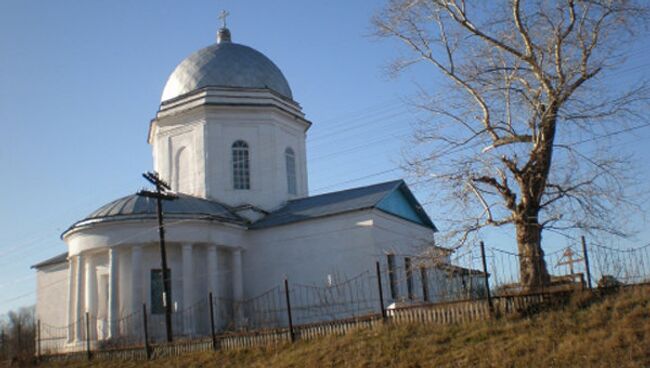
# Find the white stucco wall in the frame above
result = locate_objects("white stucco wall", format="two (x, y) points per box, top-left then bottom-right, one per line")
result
(243, 210), (375, 326)
(150, 90), (310, 211)
(241, 209), (440, 326)
(35, 262), (69, 352)
(370, 211), (486, 304)
(203, 108), (308, 210)
(152, 108), (206, 197)
(370, 210), (436, 303)
(246, 211), (375, 295)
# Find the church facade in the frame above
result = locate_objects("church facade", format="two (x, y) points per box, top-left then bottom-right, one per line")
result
(32, 22), (481, 352)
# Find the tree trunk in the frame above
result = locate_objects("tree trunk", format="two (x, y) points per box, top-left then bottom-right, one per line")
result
(516, 220), (551, 290)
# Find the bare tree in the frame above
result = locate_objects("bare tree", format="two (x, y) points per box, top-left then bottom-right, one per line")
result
(374, 0), (649, 289)
(0, 306), (35, 362)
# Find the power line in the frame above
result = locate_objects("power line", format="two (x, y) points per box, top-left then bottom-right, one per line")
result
(311, 168), (402, 193)
(310, 98), (406, 128)
(309, 108), (411, 145)
(311, 133), (410, 162)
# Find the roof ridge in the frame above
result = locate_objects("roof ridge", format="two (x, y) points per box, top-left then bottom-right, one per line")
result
(287, 179), (404, 203)
(250, 179), (426, 230)
(31, 252), (68, 269)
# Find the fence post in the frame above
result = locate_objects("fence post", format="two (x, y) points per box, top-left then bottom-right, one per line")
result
(142, 303), (151, 360)
(36, 319), (41, 361)
(420, 266), (429, 303)
(209, 292), (217, 351)
(375, 261), (387, 321)
(581, 236), (593, 289)
(479, 242), (494, 314)
(283, 278), (295, 343)
(84, 312), (91, 361)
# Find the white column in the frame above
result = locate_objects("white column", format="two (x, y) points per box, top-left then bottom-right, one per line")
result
(182, 244), (194, 335)
(107, 248), (119, 339)
(131, 246), (143, 312)
(85, 257), (97, 340)
(207, 245), (219, 329)
(232, 249), (244, 324)
(74, 254), (84, 343)
(66, 256), (75, 343)
(207, 245), (219, 296)
(131, 246), (143, 336)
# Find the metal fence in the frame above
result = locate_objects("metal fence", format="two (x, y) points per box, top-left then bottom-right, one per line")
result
(34, 237), (650, 360)
(483, 238), (650, 294)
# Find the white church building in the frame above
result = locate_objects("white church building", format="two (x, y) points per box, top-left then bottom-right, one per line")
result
(33, 21), (483, 351)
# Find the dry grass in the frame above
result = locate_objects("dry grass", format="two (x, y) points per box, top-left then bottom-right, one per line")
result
(39, 288), (650, 368)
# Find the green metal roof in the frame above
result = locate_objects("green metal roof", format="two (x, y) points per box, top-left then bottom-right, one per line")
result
(251, 180), (437, 230)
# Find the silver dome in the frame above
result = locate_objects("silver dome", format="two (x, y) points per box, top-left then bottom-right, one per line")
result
(161, 39), (293, 102)
(64, 192), (246, 234)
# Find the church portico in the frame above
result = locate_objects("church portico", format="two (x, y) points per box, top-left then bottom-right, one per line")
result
(61, 238), (245, 345)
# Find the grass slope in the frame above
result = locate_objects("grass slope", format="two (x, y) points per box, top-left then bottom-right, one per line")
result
(43, 288), (649, 368)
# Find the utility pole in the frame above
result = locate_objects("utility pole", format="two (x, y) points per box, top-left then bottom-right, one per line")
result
(138, 171), (177, 343)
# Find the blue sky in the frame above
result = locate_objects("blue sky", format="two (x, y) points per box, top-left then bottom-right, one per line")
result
(0, 1), (648, 314)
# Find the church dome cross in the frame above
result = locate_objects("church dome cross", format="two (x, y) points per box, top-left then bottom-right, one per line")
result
(217, 10), (231, 43)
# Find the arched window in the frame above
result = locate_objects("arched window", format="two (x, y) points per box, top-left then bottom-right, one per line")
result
(232, 140), (250, 190)
(174, 146), (191, 193)
(285, 147), (297, 195)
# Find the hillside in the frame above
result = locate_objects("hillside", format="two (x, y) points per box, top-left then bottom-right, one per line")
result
(41, 288), (649, 368)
